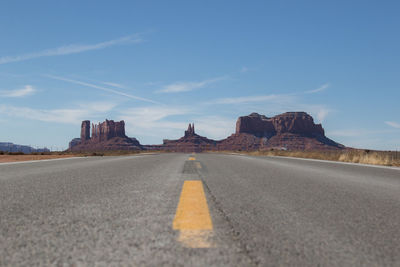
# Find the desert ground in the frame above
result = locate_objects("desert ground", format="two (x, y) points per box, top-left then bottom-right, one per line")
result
(0, 154), (79, 163)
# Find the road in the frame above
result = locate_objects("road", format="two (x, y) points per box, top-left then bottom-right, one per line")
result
(1, 153), (400, 266)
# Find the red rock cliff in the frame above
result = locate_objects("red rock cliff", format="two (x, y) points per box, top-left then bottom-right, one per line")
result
(91, 120), (126, 142)
(235, 113), (276, 137)
(80, 120), (91, 141)
(69, 119), (141, 151)
(221, 112), (343, 151)
(236, 112), (324, 137)
(271, 112), (324, 136)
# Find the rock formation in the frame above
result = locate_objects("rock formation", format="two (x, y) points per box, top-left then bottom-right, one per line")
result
(69, 138), (81, 150)
(271, 112), (324, 136)
(185, 123), (195, 137)
(81, 120), (91, 141)
(235, 112), (276, 137)
(218, 112), (344, 151)
(161, 123), (216, 152)
(90, 120), (126, 142)
(69, 119), (142, 151)
(67, 112), (344, 152)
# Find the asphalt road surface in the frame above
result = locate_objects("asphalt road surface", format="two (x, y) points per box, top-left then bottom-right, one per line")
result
(1, 153), (400, 266)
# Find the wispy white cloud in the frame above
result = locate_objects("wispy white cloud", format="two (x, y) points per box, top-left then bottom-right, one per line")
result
(193, 116), (235, 140)
(119, 107), (237, 143)
(205, 91), (332, 125)
(385, 121), (400, 129)
(45, 75), (158, 104)
(158, 76), (227, 93)
(0, 102), (117, 124)
(0, 35), (142, 65)
(315, 108), (330, 122)
(204, 82), (333, 123)
(77, 101), (118, 113)
(119, 106), (190, 141)
(208, 94), (291, 105)
(207, 83), (329, 105)
(101, 81), (126, 89)
(120, 106), (188, 122)
(306, 83), (330, 94)
(0, 85), (36, 97)
(327, 128), (396, 137)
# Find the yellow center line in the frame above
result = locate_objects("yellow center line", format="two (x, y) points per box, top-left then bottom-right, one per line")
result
(188, 157), (196, 161)
(173, 180), (214, 248)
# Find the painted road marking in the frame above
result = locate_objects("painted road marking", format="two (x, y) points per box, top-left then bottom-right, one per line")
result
(195, 162), (202, 169)
(173, 180), (214, 248)
(188, 157), (196, 161)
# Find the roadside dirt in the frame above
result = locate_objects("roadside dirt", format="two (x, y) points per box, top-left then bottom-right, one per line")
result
(0, 154), (79, 163)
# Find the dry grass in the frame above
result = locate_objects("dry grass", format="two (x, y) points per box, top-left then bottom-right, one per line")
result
(210, 149), (400, 167)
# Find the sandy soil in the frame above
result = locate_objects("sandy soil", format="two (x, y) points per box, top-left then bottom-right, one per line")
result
(0, 154), (79, 163)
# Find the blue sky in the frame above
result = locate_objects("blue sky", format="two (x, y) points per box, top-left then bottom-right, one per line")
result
(0, 0), (399, 150)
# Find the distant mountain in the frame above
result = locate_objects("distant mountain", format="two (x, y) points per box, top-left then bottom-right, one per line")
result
(0, 142), (50, 154)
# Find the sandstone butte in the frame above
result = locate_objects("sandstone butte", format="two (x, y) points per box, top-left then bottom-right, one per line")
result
(69, 119), (142, 151)
(68, 112), (345, 152)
